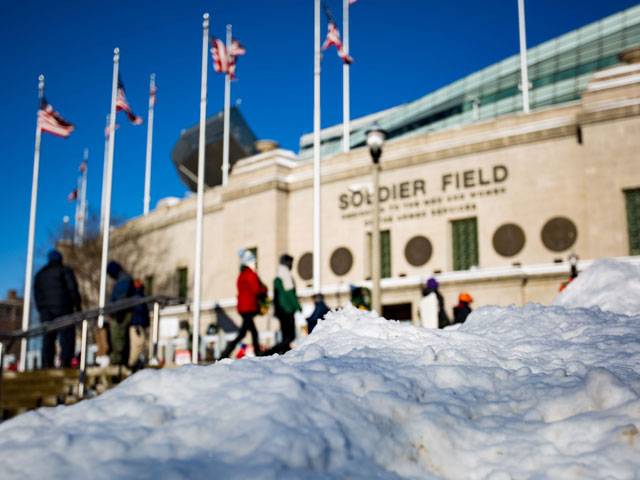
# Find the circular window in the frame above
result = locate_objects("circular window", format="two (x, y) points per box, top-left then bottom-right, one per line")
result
(404, 236), (433, 266)
(330, 247), (353, 276)
(493, 223), (526, 257)
(297, 252), (313, 280)
(541, 217), (577, 252)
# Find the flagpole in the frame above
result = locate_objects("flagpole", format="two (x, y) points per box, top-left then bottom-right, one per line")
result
(342, 0), (350, 153)
(74, 174), (82, 245)
(100, 115), (109, 233)
(313, 0), (322, 294)
(79, 147), (88, 243)
(222, 24), (232, 186)
(143, 74), (155, 215)
(192, 12), (210, 363)
(518, 0), (530, 113)
(98, 48), (120, 329)
(19, 74), (45, 372)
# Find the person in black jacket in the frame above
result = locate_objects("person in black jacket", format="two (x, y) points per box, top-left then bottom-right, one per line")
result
(421, 278), (450, 329)
(306, 293), (330, 334)
(33, 249), (81, 368)
(452, 293), (473, 325)
(107, 261), (135, 366)
(128, 279), (150, 369)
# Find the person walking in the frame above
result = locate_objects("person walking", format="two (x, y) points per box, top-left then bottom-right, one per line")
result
(306, 293), (330, 334)
(33, 249), (82, 368)
(106, 261), (135, 366)
(128, 279), (150, 370)
(350, 285), (371, 311)
(219, 249), (267, 359)
(418, 277), (450, 329)
(265, 254), (301, 355)
(452, 293), (473, 325)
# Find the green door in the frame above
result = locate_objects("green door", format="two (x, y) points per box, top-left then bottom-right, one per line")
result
(380, 230), (391, 278)
(625, 189), (640, 255)
(452, 217), (479, 270)
(368, 230), (392, 279)
(177, 267), (188, 299)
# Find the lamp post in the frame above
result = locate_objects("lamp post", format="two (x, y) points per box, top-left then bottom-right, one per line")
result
(366, 125), (387, 314)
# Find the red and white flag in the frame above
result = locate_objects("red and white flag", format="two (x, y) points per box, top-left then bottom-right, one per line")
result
(230, 39), (246, 58)
(38, 98), (74, 138)
(68, 189), (78, 202)
(104, 122), (120, 140)
(116, 77), (143, 125)
(149, 81), (157, 107)
(211, 37), (230, 74)
(323, 22), (352, 64)
(228, 39), (247, 80)
(211, 37), (247, 79)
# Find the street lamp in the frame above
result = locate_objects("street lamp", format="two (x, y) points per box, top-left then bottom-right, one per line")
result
(366, 124), (387, 314)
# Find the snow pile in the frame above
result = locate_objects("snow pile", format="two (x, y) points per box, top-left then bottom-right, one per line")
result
(554, 259), (640, 315)
(1, 265), (640, 478)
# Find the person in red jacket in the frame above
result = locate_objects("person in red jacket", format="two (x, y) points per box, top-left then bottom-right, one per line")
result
(219, 249), (267, 359)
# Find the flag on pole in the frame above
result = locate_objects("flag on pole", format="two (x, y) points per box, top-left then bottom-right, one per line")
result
(230, 39), (246, 57)
(322, 8), (352, 64)
(38, 98), (74, 138)
(228, 38), (246, 79)
(104, 122), (120, 139)
(349, 0), (358, 4)
(116, 77), (143, 125)
(79, 160), (87, 173)
(150, 80), (157, 107)
(211, 36), (246, 79)
(68, 189), (78, 202)
(211, 37), (230, 74)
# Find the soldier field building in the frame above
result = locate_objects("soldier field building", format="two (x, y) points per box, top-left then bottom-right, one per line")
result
(110, 6), (640, 349)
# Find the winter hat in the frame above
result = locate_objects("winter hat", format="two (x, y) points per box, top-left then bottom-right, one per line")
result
(459, 292), (473, 303)
(106, 260), (123, 279)
(279, 254), (294, 268)
(426, 277), (439, 290)
(238, 249), (256, 267)
(47, 249), (63, 263)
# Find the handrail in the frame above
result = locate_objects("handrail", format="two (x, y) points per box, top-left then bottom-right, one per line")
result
(0, 295), (182, 405)
(0, 295), (180, 341)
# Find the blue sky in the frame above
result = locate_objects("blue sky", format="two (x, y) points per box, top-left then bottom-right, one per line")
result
(0, 0), (637, 298)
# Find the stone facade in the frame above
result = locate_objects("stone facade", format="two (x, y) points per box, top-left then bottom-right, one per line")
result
(111, 53), (640, 334)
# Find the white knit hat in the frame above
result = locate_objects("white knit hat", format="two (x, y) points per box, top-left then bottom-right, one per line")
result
(238, 249), (256, 266)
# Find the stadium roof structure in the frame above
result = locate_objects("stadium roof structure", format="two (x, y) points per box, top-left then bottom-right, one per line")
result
(299, 4), (640, 160)
(172, 106), (257, 192)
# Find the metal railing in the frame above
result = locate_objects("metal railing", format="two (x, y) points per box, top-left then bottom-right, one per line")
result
(0, 295), (180, 402)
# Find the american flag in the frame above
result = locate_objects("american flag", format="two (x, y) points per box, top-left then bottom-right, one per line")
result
(150, 81), (157, 108)
(230, 39), (246, 57)
(116, 77), (143, 125)
(68, 189), (78, 202)
(37, 98), (74, 138)
(228, 39), (246, 80)
(104, 122), (120, 140)
(211, 37), (230, 74)
(322, 21), (352, 64)
(211, 37), (247, 79)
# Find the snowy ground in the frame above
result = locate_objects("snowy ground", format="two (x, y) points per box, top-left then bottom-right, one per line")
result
(1, 260), (639, 479)
(554, 258), (640, 316)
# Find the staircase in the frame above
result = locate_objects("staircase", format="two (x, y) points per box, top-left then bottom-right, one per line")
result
(0, 366), (132, 421)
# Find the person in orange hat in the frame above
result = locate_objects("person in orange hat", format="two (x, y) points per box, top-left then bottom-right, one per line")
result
(453, 292), (473, 325)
